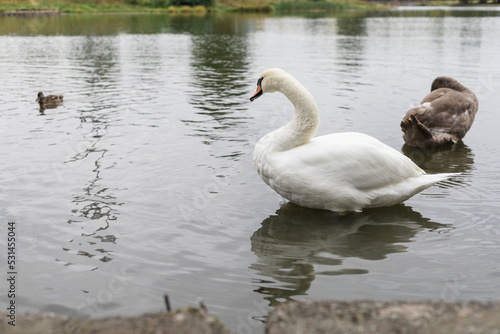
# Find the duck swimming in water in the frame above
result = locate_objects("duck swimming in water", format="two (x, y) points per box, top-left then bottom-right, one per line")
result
(401, 76), (478, 148)
(250, 68), (457, 213)
(36, 92), (64, 105)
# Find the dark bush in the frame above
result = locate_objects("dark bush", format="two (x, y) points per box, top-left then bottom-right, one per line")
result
(169, 0), (215, 6)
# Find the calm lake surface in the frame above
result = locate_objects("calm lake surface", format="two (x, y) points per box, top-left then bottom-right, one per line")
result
(1, 7), (500, 332)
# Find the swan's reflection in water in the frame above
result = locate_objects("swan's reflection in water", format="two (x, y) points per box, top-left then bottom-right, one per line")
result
(250, 203), (448, 305)
(402, 141), (475, 175)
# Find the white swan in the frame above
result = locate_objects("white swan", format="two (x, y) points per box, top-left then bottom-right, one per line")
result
(250, 68), (457, 213)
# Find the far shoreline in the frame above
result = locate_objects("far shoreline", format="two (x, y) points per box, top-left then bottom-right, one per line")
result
(1, 1), (499, 16)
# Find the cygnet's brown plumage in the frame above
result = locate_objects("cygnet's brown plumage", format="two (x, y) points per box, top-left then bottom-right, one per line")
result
(401, 76), (478, 148)
(37, 92), (64, 105)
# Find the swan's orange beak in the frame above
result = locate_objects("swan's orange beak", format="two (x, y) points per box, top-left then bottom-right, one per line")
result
(250, 77), (264, 102)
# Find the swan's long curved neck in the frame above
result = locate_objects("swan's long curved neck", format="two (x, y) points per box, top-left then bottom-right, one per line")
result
(275, 76), (320, 151)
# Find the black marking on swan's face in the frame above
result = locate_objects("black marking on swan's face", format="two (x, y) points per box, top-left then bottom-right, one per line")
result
(250, 77), (264, 102)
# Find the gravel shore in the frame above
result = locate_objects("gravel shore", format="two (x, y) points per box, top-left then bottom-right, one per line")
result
(2, 300), (499, 334)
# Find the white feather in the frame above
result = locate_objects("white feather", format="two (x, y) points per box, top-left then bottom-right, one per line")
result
(251, 68), (457, 213)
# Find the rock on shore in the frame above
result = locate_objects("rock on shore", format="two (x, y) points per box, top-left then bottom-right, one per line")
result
(0, 307), (233, 334)
(266, 300), (500, 334)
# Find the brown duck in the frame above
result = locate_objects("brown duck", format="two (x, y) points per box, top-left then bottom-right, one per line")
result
(36, 92), (64, 105)
(401, 77), (478, 148)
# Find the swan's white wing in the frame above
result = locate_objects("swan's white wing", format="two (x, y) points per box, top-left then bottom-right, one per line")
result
(275, 132), (424, 191)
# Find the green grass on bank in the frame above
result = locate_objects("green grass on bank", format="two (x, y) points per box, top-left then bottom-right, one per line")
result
(0, 0), (166, 12)
(1, 0), (497, 14)
(220, 0), (375, 13)
(0, 0), (378, 14)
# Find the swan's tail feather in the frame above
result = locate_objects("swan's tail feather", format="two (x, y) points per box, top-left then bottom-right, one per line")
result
(365, 172), (460, 209)
(408, 172), (460, 197)
(401, 113), (432, 139)
(422, 172), (460, 185)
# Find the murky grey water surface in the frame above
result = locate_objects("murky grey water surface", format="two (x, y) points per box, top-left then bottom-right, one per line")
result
(1, 7), (500, 332)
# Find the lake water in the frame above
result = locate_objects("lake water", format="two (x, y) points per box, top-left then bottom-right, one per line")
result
(1, 7), (500, 332)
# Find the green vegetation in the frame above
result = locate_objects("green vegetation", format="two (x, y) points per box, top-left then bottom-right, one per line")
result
(218, 0), (368, 13)
(0, 0), (376, 14)
(427, 0), (499, 4)
(0, 0), (497, 14)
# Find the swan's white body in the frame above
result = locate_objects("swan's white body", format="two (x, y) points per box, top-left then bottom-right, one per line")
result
(250, 68), (456, 213)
